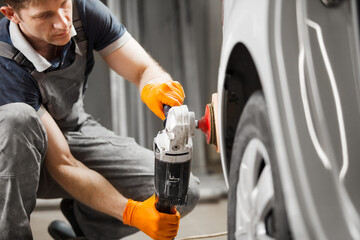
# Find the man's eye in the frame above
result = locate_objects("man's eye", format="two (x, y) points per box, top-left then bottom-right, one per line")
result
(36, 13), (49, 19)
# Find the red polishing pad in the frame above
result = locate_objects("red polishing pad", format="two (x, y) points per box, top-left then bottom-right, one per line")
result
(198, 104), (216, 145)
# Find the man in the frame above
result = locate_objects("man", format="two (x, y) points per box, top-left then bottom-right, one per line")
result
(0, 0), (200, 239)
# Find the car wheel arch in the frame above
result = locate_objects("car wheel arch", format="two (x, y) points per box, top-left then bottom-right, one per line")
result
(221, 42), (263, 176)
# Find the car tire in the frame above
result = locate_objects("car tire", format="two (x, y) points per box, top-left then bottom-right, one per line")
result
(228, 91), (292, 240)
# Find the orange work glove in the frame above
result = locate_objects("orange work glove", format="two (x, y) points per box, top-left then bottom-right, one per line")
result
(123, 195), (181, 240)
(141, 81), (185, 120)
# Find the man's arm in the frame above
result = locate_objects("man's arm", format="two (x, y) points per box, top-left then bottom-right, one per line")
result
(103, 37), (171, 92)
(103, 37), (185, 120)
(41, 109), (180, 239)
(41, 110), (127, 220)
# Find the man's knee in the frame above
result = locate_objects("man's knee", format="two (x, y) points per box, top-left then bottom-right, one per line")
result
(188, 174), (201, 206)
(0, 103), (47, 174)
(179, 174), (200, 217)
(0, 103), (41, 128)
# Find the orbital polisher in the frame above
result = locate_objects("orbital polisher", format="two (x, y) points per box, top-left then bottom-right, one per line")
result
(153, 93), (219, 215)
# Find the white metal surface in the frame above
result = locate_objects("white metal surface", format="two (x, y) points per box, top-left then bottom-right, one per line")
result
(218, 0), (360, 238)
(217, 1), (307, 236)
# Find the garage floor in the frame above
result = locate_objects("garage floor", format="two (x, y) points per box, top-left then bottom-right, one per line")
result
(30, 174), (228, 240)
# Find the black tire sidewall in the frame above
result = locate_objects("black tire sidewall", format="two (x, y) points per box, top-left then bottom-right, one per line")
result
(227, 91), (290, 240)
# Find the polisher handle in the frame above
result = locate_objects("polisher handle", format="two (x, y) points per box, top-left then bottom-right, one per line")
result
(155, 197), (177, 240)
(155, 197), (176, 214)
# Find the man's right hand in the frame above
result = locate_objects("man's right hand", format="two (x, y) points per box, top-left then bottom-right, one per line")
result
(123, 195), (180, 240)
(140, 80), (185, 120)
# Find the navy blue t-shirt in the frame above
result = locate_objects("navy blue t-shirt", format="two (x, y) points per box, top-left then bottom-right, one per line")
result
(0, 0), (127, 111)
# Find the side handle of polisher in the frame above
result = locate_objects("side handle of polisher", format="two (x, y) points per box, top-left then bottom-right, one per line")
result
(162, 104), (171, 127)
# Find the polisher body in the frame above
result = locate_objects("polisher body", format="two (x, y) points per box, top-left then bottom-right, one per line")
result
(153, 105), (195, 213)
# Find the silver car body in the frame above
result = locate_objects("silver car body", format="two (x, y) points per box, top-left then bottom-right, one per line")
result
(217, 0), (360, 239)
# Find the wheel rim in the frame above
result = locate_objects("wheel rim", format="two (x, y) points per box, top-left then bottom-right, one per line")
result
(235, 138), (275, 240)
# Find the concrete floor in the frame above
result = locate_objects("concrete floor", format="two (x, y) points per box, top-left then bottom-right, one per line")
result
(30, 174), (228, 240)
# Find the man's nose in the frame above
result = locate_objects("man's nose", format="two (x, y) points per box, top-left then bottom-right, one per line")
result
(53, 11), (69, 30)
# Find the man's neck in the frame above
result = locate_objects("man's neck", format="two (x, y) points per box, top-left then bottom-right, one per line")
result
(34, 44), (60, 61)
(45, 45), (62, 61)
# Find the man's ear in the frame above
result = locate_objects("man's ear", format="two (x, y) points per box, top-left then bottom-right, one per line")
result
(0, 6), (21, 24)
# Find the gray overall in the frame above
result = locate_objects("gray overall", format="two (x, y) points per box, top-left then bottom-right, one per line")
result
(0, 2), (199, 239)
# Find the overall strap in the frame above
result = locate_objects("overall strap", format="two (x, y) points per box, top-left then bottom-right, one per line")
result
(0, 41), (17, 59)
(72, 0), (87, 43)
(0, 41), (35, 73)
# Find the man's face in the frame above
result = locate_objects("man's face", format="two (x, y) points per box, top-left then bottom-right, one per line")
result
(16, 0), (73, 47)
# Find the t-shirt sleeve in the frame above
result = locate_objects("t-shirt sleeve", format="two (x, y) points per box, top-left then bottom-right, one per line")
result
(0, 58), (42, 111)
(80, 0), (130, 54)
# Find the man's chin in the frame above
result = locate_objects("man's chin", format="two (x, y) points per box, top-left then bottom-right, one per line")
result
(51, 35), (71, 46)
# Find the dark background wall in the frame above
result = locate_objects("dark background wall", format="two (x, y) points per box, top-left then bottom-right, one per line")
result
(106, 0), (222, 173)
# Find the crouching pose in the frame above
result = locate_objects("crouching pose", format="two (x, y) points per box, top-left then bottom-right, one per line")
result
(0, 0), (200, 239)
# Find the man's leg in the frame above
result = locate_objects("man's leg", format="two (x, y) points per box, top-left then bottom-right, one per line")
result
(64, 118), (200, 240)
(0, 103), (47, 240)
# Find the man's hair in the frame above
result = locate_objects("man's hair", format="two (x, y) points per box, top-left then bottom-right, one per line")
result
(4, 0), (43, 11)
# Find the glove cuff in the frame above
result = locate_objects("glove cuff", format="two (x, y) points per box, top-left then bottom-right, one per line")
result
(123, 199), (139, 226)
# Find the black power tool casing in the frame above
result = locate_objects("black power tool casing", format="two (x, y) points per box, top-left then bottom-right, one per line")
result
(154, 147), (192, 213)
(153, 106), (195, 213)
